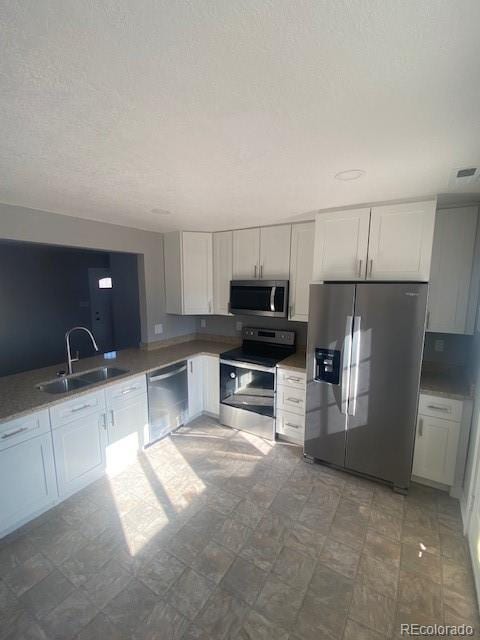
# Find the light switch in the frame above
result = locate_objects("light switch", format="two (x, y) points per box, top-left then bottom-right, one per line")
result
(236, 321), (242, 331)
(434, 339), (444, 352)
(200, 319), (206, 328)
(154, 323), (163, 335)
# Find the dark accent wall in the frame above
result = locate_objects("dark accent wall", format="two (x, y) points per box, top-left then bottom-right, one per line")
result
(110, 252), (141, 350)
(0, 241), (140, 377)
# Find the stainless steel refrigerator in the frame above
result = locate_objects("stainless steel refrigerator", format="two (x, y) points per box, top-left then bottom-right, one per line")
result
(305, 282), (427, 492)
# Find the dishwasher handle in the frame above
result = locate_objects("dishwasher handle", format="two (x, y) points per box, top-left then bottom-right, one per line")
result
(149, 364), (187, 382)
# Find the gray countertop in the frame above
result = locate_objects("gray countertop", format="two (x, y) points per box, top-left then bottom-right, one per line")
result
(420, 369), (473, 401)
(0, 340), (235, 423)
(277, 350), (307, 372)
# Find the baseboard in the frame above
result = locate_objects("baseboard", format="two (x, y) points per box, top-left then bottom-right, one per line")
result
(411, 474), (450, 492)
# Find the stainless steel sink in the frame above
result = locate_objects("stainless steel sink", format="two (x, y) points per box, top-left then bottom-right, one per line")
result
(37, 377), (91, 394)
(78, 367), (129, 383)
(37, 367), (130, 394)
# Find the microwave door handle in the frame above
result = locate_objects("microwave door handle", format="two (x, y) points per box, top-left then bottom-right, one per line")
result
(270, 286), (276, 312)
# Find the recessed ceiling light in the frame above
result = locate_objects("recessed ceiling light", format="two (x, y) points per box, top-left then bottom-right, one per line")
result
(334, 169), (366, 181)
(150, 208), (171, 215)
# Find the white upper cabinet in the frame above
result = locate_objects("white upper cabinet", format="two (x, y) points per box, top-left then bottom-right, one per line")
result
(232, 225), (291, 280)
(164, 231), (213, 315)
(313, 200), (436, 282)
(233, 228), (260, 279)
(427, 207), (479, 334)
(289, 222), (314, 321)
(313, 208), (370, 281)
(213, 231), (232, 315)
(259, 225), (291, 279)
(368, 201), (436, 281)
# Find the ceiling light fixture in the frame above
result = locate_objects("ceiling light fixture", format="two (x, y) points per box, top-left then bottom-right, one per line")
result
(150, 208), (171, 215)
(334, 169), (366, 181)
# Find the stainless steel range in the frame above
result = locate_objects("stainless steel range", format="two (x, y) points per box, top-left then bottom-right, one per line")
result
(219, 327), (296, 440)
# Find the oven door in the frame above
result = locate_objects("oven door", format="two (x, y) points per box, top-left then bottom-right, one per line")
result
(220, 360), (275, 417)
(229, 280), (288, 317)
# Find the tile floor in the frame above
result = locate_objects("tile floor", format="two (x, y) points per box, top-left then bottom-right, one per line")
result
(0, 416), (478, 639)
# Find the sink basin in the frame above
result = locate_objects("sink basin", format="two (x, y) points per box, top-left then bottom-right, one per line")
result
(37, 377), (91, 394)
(79, 367), (129, 383)
(37, 367), (130, 395)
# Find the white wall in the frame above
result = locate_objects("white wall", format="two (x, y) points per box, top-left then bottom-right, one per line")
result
(0, 203), (195, 344)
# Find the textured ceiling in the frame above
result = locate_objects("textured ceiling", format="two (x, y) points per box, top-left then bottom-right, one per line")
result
(1, 1), (480, 232)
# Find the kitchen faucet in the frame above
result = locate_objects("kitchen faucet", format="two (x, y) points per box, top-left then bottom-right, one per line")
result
(65, 326), (99, 375)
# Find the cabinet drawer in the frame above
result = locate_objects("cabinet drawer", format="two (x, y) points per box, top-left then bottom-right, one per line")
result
(276, 410), (305, 444)
(412, 414), (460, 485)
(277, 368), (306, 390)
(276, 384), (306, 416)
(0, 410), (50, 452)
(105, 374), (146, 404)
(418, 394), (462, 422)
(50, 390), (105, 429)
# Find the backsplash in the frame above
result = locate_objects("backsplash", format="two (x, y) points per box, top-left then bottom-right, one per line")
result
(195, 315), (308, 345)
(423, 332), (474, 369)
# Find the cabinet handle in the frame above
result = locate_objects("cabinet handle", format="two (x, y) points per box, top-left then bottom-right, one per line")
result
(254, 265), (257, 278)
(1, 426), (28, 440)
(358, 259), (363, 278)
(208, 300), (212, 313)
(289, 305), (294, 318)
(121, 386), (139, 395)
(70, 403), (94, 413)
(190, 361), (193, 374)
(426, 311), (430, 330)
(110, 410), (115, 426)
(100, 413), (107, 430)
(368, 259), (373, 277)
(287, 397), (301, 404)
(285, 422), (301, 429)
(418, 417), (423, 437)
(260, 264), (263, 278)
(427, 404), (450, 413)
(286, 376), (301, 383)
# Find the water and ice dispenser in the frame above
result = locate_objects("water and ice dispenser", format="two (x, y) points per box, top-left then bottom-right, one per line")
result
(314, 348), (341, 384)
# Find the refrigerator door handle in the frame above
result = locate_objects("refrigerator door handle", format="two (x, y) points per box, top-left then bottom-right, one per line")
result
(341, 315), (354, 415)
(348, 315), (362, 416)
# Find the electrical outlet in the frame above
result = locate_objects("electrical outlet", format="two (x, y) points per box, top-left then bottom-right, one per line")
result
(200, 318), (206, 328)
(236, 321), (242, 331)
(434, 339), (444, 352)
(154, 323), (163, 335)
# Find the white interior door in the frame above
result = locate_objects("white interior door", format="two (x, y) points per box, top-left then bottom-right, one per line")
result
(232, 228), (260, 279)
(289, 222), (314, 321)
(213, 231), (232, 315)
(312, 208), (370, 281)
(182, 232), (213, 314)
(368, 201), (436, 280)
(259, 225), (291, 279)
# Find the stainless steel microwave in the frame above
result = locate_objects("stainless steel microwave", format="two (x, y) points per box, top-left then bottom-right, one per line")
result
(229, 280), (289, 317)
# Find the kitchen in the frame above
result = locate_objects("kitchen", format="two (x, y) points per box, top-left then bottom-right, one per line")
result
(1, 2), (480, 639)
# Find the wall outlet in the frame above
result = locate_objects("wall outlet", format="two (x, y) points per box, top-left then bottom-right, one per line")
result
(200, 318), (206, 328)
(236, 321), (242, 331)
(434, 339), (444, 352)
(154, 323), (163, 335)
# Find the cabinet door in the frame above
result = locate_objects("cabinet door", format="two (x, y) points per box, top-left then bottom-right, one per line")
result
(259, 225), (291, 279)
(428, 207), (478, 334)
(412, 414), (460, 485)
(0, 433), (57, 536)
(203, 355), (219, 416)
(182, 232), (213, 314)
(232, 228), (260, 279)
(107, 392), (148, 473)
(368, 201), (436, 281)
(289, 222), (314, 321)
(213, 231), (232, 315)
(53, 412), (107, 497)
(188, 357), (204, 419)
(313, 208), (370, 281)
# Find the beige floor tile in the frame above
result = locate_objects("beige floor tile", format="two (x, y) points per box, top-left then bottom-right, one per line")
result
(3, 553), (53, 597)
(348, 582), (396, 636)
(221, 556), (268, 605)
(369, 509), (403, 541)
(168, 567), (214, 621)
(295, 590), (347, 639)
(133, 601), (189, 640)
(255, 574), (304, 630)
(307, 564), (354, 612)
(319, 538), (360, 579)
(196, 587), (249, 639)
(356, 553), (399, 600)
(272, 545), (314, 589)
(398, 569), (442, 620)
(19, 568), (74, 620)
(237, 609), (289, 640)
(363, 529), (401, 566)
(343, 617), (386, 640)
(102, 579), (158, 634)
(192, 540), (235, 584)
(400, 542), (442, 584)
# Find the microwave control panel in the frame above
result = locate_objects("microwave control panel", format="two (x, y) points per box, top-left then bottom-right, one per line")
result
(314, 348), (341, 385)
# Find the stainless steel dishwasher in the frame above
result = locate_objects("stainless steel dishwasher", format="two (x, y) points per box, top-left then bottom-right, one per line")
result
(146, 361), (188, 445)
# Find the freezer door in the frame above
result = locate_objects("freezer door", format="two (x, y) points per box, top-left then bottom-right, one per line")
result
(345, 283), (427, 488)
(305, 283), (355, 466)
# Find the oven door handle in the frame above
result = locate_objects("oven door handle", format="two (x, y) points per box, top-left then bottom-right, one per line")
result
(220, 359), (276, 374)
(270, 286), (276, 312)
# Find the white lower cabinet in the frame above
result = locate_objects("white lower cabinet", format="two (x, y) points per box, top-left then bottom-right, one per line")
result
(105, 375), (148, 474)
(0, 410), (56, 537)
(203, 355), (219, 416)
(188, 357), (204, 419)
(52, 410), (108, 498)
(412, 393), (462, 487)
(275, 368), (306, 445)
